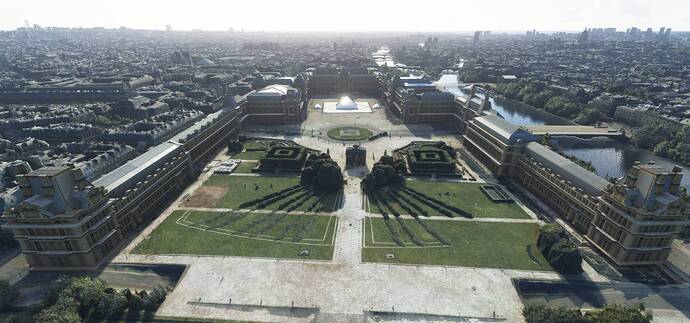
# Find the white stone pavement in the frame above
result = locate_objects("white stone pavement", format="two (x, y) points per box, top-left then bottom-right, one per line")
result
(113, 174), (593, 322)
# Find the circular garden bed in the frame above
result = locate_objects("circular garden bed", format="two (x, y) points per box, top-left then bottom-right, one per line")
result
(327, 126), (373, 141)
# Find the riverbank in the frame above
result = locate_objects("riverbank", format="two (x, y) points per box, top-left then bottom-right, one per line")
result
(481, 85), (689, 188)
(492, 95), (574, 126)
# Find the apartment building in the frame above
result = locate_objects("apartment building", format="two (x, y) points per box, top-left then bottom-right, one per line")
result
(3, 166), (123, 268)
(2, 106), (244, 269)
(242, 84), (303, 124)
(463, 114), (689, 266)
(462, 115), (538, 176)
(587, 163), (690, 265)
(382, 75), (462, 124)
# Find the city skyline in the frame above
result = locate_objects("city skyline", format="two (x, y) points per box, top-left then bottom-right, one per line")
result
(2, 0), (690, 32)
(2, 3), (690, 321)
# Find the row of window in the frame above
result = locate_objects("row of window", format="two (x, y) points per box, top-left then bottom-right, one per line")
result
(632, 236), (671, 248)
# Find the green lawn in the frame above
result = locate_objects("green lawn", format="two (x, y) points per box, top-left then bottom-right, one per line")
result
(133, 210), (337, 260)
(362, 217), (551, 271)
(366, 181), (530, 219)
(233, 161), (257, 174)
(229, 150), (267, 160)
(327, 127), (373, 141)
(243, 140), (269, 150)
(201, 175), (340, 212)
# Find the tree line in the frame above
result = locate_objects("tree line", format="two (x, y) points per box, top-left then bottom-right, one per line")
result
(495, 79), (690, 167)
(630, 123), (690, 167)
(495, 80), (615, 125)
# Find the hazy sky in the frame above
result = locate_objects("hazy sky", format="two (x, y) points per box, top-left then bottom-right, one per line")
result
(2, 0), (689, 32)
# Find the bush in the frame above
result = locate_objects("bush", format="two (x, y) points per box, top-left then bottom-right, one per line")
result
(537, 223), (565, 255)
(523, 305), (586, 323)
(362, 157), (406, 190)
(537, 223), (582, 274)
(583, 303), (651, 323)
(300, 154), (343, 192)
(34, 296), (81, 323)
(60, 277), (107, 314)
(524, 304), (652, 323)
(95, 291), (127, 318)
(548, 240), (583, 274)
(316, 163), (343, 192)
(33, 277), (167, 322)
(125, 289), (145, 312)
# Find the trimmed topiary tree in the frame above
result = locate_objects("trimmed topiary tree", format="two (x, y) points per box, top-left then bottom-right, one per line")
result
(316, 163), (343, 192)
(228, 141), (244, 153)
(361, 155), (406, 190)
(300, 153), (343, 192)
(537, 223), (566, 255)
(537, 223), (583, 274)
(548, 240), (583, 274)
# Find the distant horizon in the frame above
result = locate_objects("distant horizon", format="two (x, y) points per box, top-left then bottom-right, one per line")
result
(4, 26), (690, 35)
(2, 0), (689, 33)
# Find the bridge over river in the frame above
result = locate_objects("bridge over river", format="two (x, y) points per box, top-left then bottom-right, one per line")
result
(525, 125), (624, 138)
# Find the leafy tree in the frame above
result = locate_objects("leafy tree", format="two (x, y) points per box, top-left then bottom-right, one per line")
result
(548, 240), (583, 274)
(142, 286), (167, 310)
(653, 125), (690, 167)
(362, 156), (406, 190)
(630, 123), (673, 150)
(537, 223), (566, 254)
(537, 224), (582, 274)
(586, 95), (616, 117)
(0, 279), (18, 311)
(300, 166), (315, 185)
(544, 96), (581, 118)
(228, 141), (244, 153)
(34, 296), (81, 323)
(372, 168), (388, 188)
(60, 277), (107, 314)
(124, 288), (145, 311)
(315, 163), (343, 192)
(574, 108), (603, 125)
(300, 154), (343, 192)
(95, 291), (127, 318)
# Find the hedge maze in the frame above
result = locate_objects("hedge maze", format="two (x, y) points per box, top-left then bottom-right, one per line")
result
(229, 137), (319, 165)
(393, 141), (460, 175)
(257, 146), (309, 171)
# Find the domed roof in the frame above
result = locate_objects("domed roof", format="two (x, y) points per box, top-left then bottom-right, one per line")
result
(195, 57), (215, 66)
(336, 96), (357, 110)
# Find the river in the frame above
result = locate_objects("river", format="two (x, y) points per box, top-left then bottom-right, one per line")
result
(435, 74), (690, 189)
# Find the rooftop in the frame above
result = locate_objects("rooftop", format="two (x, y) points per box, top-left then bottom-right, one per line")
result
(473, 115), (539, 145)
(525, 142), (609, 195)
(25, 166), (71, 177)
